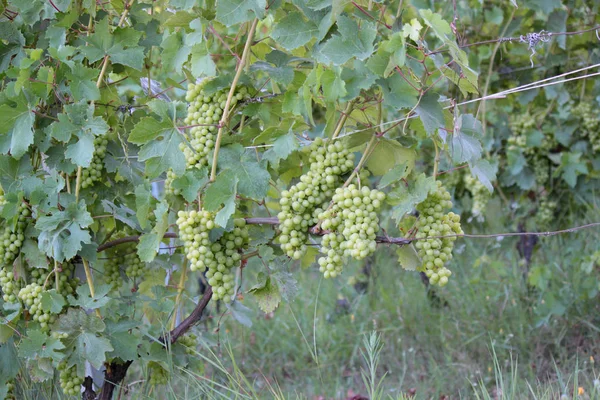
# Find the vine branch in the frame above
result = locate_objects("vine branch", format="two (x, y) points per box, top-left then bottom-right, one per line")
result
(210, 19), (259, 182)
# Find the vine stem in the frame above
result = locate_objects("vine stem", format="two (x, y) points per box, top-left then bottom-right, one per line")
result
(210, 19), (258, 182)
(171, 261), (188, 331)
(331, 100), (357, 139)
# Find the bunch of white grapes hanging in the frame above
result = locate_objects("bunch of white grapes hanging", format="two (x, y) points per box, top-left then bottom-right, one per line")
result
(148, 361), (169, 386)
(103, 231), (145, 288)
(413, 181), (463, 287)
(572, 102), (600, 152)
(177, 210), (249, 301)
(81, 134), (108, 189)
(30, 263), (79, 296)
(317, 184), (385, 278)
(507, 112), (535, 152)
(58, 362), (83, 396)
(278, 137), (355, 259)
(535, 199), (557, 228)
(177, 333), (198, 355)
(0, 202), (30, 303)
(463, 174), (490, 219)
(18, 283), (57, 331)
(182, 80), (249, 169)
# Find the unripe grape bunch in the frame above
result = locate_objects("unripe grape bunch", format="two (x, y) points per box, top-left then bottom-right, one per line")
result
(277, 137), (355, 259)
(0, 202), (31, 303)
(317, 184), (385, 278)
(464, 174), (490, 219)
(58, 361), (83, 396)
(414, 181), (463, 287)
(81, 135), (108, 189)
(103, 231), (146, 288)
(572, 102), (600, 152)
(177, 210), (249, 301)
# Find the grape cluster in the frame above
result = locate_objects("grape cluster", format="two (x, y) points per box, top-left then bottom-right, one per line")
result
(532, 156), (550, 186)
(0, 268), (19, 303)
(148, 361), (169, 386)
(182, 80), (249, 170)
(0, 202), (29, 265)
(278, 138), (355, 259)
(177, 210), (249, 301)
(414, 181), (463, 287)
(507, 113), (535, 152)
(177, 333), (198, 355)
(18, 283), (57, 331)
(81, 135), (108, 189)
(103, 232), (145, 288)
(535, 199), (557, 228)
(317, 185), (385, 278)
(463, 174), (490, 219)
(30, 264), (79, 296)
(58, 362), (83, 396)
(573, 102), (600, 152)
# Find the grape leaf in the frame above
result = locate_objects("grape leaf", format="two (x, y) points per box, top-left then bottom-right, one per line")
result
(321, 69), (347, 103)
(366, 138), (416, 176)
(81, 18), (144, 70)
(450, 114), (484, 164)
(0, 96), (37, 159)
(416, 93), (445, 136)
(137, 201), (170, 262)
(388, 173), (436, 223)
(248, 273), (282, 313)
(204, 170), (239, 227)
(378, 162), (408, 189)
(40, 290), (66, 313)
(550, 152), (588, 188)
(272, 12), (318, 50)
(227, 300), (253, 327)
(52, 308), (113, 372)
(217, 144), (270, 200)
(216, 0), (266, 26)
(135, 184), (154, 230)
(67, 284), (112, 310)
(262, 131), (299, 169)
(18, 330), (66, 360)
(469, 159), (497, 193)
(396, 245), (420, 271)
(319, 16), (377, 65)
(171, 168), (209, 202)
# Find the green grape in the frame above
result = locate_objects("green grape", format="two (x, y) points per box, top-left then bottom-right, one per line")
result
(463, 174), (490, 219)
(413, 181), (463, 287)
(103, 231), (146, 287)
(277, 137), (355, 259)
(507, 112), (535, 152)
(57, 361), (83, 397)
(18, 283), (58, 331)
(176, 210), (249, 301)
(0, 202), (29, 266)
(81, 135), (108, 189)
(573, 102), (600, 152)
(0, 267), (20, 303)
(177, 333), (197, 355)
(317, 184), (385, 278)
(532, 156), (550, 186)
(30, 263), (79, 296)
(180, 80), (249, 171)
(535, 199), (557, 228)
(148, 361), (169, 386)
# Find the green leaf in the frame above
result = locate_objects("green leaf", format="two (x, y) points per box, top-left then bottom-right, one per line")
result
(204, 170), (239, 228)
(321, 69), (347, 103)
(135, 185), (154, 230)
(171, 168), (209, 202)
(415, 93), (445, 136)
(380, 74), (419, 110)
(227, 300), (253, 327)
(21, 239), (49, 269)
(319, 16), (376, 65)
(378, 162), (408, 189)
(469, 159), (497, 193)
(52, 308), (113, 371)
(396, 245), (420, 271)
(191, 43), (216, 77)
(366, 138), (416, 176)
(248, 273), (281, 313)
(262, 131), (299, 169)
(0, 98), (36, 159)
(450, 114), (483, 164)
(67, 284), (112, 310)
(40, 290), (66, 313)
(82, 18), (145, 70)
(130, 117), (185, 178)
(271, 12), (318, 50)
(65, 132), (95, 167)
(216, 0), (266, 26)
(388, 173), (436, 223)
(217, 144), (270, 200)
(137, 233), (160, 263)
(550, 152), (588, 188)
(18, 330), (66, 360)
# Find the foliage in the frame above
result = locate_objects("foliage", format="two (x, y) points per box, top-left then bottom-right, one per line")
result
(0, 0), (598, 398)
